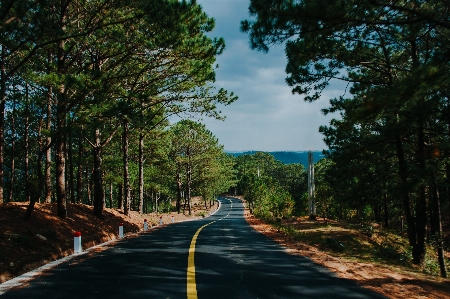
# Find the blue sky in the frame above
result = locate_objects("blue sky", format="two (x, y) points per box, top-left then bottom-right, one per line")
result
(195, 0), (343, 152)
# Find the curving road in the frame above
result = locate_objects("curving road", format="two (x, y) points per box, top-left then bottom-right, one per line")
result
(1, 196), (385, 298)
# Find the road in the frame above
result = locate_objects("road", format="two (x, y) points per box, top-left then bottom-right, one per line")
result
(1, 196), (386, 298)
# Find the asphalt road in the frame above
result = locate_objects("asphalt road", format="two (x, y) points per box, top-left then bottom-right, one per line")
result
(1, 196), (386, 299)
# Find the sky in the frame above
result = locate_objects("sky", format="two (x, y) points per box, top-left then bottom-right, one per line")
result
(193, 0), (343, 152)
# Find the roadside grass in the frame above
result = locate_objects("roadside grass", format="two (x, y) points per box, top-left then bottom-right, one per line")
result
(271, 217), (449, 277)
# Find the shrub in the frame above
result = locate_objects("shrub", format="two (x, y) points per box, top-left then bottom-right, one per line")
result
(245, 177), (294, 221)
(158, 199), (173, 213)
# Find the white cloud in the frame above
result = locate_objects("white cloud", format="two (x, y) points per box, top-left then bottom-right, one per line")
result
(196, 0), (341, 151)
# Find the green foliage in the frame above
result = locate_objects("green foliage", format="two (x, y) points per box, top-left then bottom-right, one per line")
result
(157, 199), (173, 214)
(195, 211), (207, 218)
(234, 151), (307, 217)
(242, 0), (450, 271)
(244, 176), (294, 221)
(0, 0), (237, 214)
(375, 243), (410, 266)
(295, 192), (309, 216)
(167, 120), (236, 213)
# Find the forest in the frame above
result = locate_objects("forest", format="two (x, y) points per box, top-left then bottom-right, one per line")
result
(242, 0), (450, 278)
(0, 1), (237, 219)
(3, 0), (450, 282)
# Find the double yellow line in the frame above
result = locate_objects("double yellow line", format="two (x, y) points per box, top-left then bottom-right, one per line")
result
(186, 199), (232, 299)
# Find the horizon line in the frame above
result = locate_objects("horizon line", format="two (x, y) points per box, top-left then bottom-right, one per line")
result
(224, 149), (325, 153)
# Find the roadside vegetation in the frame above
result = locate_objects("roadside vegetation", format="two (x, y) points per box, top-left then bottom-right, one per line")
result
(246, 213), (450, 299)
(0, 1), (237, 219)
(236, 149), (450, 285)
(234, 152), (306, 220)
(273, 218), (444, 276)
(241, 0), (450, 280)
(2, 1), (450, 295)
(1, 1), (238, 282)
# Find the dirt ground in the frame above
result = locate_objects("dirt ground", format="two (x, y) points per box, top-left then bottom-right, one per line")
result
(244, 212), (450, 299)
(0, 197), (217, 284)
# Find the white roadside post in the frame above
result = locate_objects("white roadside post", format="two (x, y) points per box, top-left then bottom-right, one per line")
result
(159, 216), (163, 226)
(144, 219), (148, 231)
(73, 231), (82, 253)
(171, 215), (175, 223)
(119, 223), (124, 238)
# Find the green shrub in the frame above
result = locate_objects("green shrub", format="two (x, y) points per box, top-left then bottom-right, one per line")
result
(196, 211), (207, 218)
(246, 177), (294, 221)
(158, 199), (173, 213)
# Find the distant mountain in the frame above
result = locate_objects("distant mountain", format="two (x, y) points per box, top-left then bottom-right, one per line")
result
(228, 151), (324, 167)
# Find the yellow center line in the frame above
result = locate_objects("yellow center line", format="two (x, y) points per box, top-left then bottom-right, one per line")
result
(186, 199), (232, 299)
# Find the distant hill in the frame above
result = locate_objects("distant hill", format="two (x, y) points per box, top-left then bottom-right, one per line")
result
(228, 151), (324, 167)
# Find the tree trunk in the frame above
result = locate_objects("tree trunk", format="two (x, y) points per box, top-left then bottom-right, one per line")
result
(447, 164), (450, 220)
(430, 172), (447, 278)
(395, 133), (418, 260)
(307, 151), (316, 220)
(8, 96), (15, 202)
(395, 119), (426, 265)
(383, 191), (389, 228)
(24, 149), (45, 220)
(150, 190), (154, 212)
(183, 189), (187, 213)
(143, 191), (146, 213)
(76, 131), (83, 204)
(176, 171), (182, 213)
(103, 186), (106, 209)
(186, 159), (192, 215)
(414, 122), (427, 265)
(45, 86), (52, 203)
(68, 125), (75, 203)
(44, 50), (53, 204)
(373, 204), (381, 223)
(92, 128), (105, 218)
(118, 184), (123, 210)
(138, 132), (144, 214)
(408, 39), (426, 265)
(85, 169), (91, 204)
(123, 119), (131, 215)
(55, 104), (67, 218)
(109, 182), (113, 209)
(24, 85), (30, 202)
(25, 111), (45, 219)
(65, 133), (69, 201)
(89, 174), (94, 206)
(54, 6), (68, 218)
(0, 46), (6, 203)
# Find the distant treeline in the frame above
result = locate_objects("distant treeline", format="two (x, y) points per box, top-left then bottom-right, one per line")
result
(229, 151), (323, 167)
